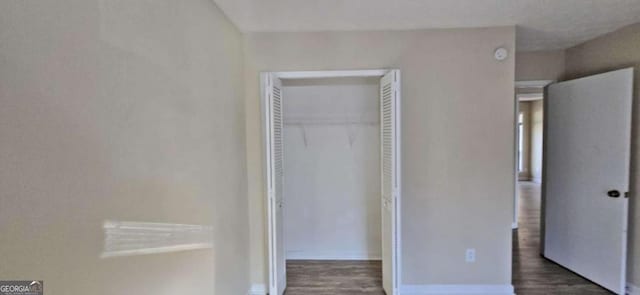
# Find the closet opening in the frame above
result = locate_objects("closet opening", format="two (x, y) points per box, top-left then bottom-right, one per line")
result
(261, 70), (401, 295)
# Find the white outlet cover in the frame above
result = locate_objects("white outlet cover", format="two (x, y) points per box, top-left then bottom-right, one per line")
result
(465, 248), (476, 262)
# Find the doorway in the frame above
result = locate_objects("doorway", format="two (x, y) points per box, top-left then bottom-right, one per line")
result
(261, 70), (401, 295)
(513, 81), (550, 231)
(512, 81), (610, 294)
(512, 69), (633, 294)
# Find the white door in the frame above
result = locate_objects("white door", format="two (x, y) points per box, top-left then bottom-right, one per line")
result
(265, 73), (286, 295)
(544, 68), (633, 294)
(380, 70), (401, 295)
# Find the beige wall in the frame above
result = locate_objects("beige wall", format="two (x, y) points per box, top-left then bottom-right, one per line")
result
(530, 100), (544, 183)
(516, 50), (565, 81)
(565, 22), (640, 287)
(244, 27), (516, 287)
(0, 0), (249, 294)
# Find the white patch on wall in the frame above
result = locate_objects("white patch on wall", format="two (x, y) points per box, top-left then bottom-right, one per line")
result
(101, 220), (213, 258)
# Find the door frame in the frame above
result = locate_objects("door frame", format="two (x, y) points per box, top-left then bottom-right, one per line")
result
(513, 80), (553, 229)
(260, 69), (402, 294)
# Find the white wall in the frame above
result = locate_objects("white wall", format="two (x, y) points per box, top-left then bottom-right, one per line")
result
(282, 78), (381, 260)
(0, 0), (249, 294)
(244, 27), (516, 288)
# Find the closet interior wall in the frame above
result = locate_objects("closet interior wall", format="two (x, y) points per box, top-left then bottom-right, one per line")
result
(282, 77), (382, 260)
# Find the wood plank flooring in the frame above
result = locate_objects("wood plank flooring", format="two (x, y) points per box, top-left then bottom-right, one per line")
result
(285, 260), (384, 295)
(284, 182), (613, 295)
(513, 181), (612, 295)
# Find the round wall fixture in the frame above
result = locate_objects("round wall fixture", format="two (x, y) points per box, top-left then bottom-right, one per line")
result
(494, 47), (508, 61)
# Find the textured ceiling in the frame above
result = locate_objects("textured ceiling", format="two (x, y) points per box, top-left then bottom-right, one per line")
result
(213, 0), (640, 51)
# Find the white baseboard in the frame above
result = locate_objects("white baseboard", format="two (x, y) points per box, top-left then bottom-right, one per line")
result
(627, 282), (639, 295)
(286, 251), (381, 260)
(401, 284), (515, 295)
(247, 284), (266, 295)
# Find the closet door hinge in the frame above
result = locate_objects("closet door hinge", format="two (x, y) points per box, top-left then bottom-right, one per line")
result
(392, 188), (399, 202)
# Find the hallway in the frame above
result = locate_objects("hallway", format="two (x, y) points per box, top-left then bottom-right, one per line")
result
(512, 182), (612, 294)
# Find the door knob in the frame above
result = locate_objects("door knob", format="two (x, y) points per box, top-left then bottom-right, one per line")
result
(607, 190), (621, 198)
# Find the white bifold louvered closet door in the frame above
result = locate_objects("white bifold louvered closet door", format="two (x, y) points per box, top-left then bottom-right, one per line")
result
(381, 70), (400, 295)
(266, 74), (286, 295)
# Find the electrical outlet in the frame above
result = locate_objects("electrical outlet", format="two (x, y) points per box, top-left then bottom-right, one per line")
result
(466, 248), (476, 263)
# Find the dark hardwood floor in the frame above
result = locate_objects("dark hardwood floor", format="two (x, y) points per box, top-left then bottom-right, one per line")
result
(513, 181), (612, 295)
(284, 182), (613, 295)
(285, 260), (384, 295)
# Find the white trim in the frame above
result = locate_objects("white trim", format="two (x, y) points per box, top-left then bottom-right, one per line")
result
(517, 93), (543, 101)
(627, 282), (639, 295)
(261, 69), (401, 295)
(247, 284), (266, 295)
(274, 69), (389, 79)
(394, 69), (403, 294)
(513, 97), (520, 232)
(400, 284), (515, 295)
(515, 80), (554, 89)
